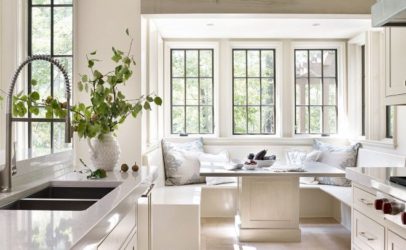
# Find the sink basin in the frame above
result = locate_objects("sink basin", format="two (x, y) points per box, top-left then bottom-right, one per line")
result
(1, 199), (97, 211)
(27, 186), (115, 199)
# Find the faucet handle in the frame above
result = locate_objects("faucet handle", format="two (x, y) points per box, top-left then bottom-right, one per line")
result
(11, 142), (17, 176)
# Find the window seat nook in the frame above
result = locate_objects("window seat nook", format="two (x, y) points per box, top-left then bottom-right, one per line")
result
(141, 142), (405, 250)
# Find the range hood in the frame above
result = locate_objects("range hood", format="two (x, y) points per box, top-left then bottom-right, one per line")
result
(372, 0), (406, 27)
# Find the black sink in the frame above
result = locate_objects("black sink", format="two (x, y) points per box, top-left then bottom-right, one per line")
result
(27, 186), (115, 199)
(1, 199), (97, 211)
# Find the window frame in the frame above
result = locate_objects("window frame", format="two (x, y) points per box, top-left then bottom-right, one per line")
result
(25, 0), (73, 156)
(231, 48), (277, 135)
(163, 41), (220, 138)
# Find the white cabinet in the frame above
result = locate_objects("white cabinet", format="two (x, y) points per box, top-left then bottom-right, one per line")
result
(385, 27), (406, 105)
(353, 210), (385, 250)
(387, 230), (406, 250)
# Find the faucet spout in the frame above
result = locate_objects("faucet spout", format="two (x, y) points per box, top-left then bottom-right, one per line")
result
(0, 55), (72, 192)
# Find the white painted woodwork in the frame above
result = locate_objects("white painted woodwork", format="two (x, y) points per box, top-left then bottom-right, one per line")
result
(385, 27), (406, 105)
(353, 209), (385, 250)
(387, 230), (406, 250)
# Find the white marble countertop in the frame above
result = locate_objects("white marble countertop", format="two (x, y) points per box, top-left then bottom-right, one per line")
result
(346, 167), (406, 202)
(0, 166), (158, 250)
(200, 162), (345, 177)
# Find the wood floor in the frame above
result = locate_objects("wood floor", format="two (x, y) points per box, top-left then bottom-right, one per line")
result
(201, 218), (351, 250)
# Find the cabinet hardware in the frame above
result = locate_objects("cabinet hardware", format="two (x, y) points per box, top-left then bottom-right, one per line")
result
(360, 198), (373, 206)
(359, 232), (375, 241)
(142, 183), (155, 198)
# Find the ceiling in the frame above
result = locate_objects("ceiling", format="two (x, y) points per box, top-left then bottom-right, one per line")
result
(149, 14), (373, 39)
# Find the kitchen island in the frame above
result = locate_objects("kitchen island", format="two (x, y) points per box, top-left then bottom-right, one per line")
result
(200, 162), (345, 242)
(0, 166), (157, 249)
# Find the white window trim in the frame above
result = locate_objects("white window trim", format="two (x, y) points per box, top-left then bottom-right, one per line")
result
(226, 40), (283, 137)
(291, 41), (347, 137)
(163, 41), (220, 138)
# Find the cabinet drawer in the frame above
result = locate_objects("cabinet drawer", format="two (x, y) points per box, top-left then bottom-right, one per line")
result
(354, 187), (376, 215)
(387, 230), (406, 250)
(353, 210), (384, 250)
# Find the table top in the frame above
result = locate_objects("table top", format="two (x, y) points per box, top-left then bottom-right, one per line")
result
(200, 162), (345, 177)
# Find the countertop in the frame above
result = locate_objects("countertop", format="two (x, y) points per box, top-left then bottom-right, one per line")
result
(200, 162), (346, 177)
(346, 167), (406, 202)
(0, 166), (158, 250)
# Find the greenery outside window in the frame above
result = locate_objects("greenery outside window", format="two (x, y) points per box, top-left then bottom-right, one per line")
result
(170, 49), (214, 134)
(295, 49), (338, 135)
(232, 49), (276, 135)
(23, 0), (73, 157)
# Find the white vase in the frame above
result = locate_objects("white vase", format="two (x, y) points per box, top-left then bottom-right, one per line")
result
(87, 133), (120, 171)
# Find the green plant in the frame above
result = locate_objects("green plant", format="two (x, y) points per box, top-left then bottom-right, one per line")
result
(6, 29), (162, 139)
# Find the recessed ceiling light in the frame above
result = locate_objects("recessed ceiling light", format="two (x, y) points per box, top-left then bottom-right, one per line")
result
(312, 23), (321, 27)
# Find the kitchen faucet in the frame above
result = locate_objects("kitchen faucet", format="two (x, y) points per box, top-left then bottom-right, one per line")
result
(0, 55), (72, 192)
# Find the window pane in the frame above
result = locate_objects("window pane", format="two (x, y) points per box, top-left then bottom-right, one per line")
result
(324, 78), (336, 105)
(54, 7), (73, 55)
(310, 107), (322, 134)
(200, 106), (213, 133)
(172, 78), (184, 105)
(323, 50), (336, 77)
(32, 122), (51, 157)
(172, 50), (185, 77)
(295, 50), (308, 77)
(262, 106), (275, 134)
(309, 78), (322, 105)
(324, 107), (337, 134)
(32, 60), (51, 118)
(54, 57), (72, 101)
(261, 50), (274, 77)
(200, 50), (212, 77)
(186, 78), (198, 105)
(295, 78), (308, 105)
(234, 78), (246, 105)
(186, 50), (198, 77)
(309, 50), (322, 77)
(233, 50), (246, 77)
(296, 107), (309, 133)
(186, 107), (199, 134)
(54, 0), (73, 4)
(32, 7), (51, 55)
(172, 107), (185, 134)
(247, 50), (260, 77)
(32, 0), (50, 5)
(247, 78), (260, 105)
(200, 78), (212, 105)
(261, 78), (274, 105)
(53, 123), (71, 153)
(247, 107), (260, 134)
(234, 107), (247, 134)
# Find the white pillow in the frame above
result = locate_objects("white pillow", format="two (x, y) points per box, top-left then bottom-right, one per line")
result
(199, 151), (237, 186)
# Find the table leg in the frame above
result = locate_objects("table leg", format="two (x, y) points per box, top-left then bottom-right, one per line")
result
(236, 176), (301, 242)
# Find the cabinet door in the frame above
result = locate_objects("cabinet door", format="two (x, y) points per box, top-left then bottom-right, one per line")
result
(387, 230), (406, 250)
(386, 27), (406, 97)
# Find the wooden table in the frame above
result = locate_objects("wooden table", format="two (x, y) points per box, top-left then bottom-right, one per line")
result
(200, 162), (345, 242)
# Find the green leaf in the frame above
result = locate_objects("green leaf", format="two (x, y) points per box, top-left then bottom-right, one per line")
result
(90, 50), (97, 55)
(117, 91), (125, 99)
(78, 81), (84, 92)
(125, 28), (129, 36)
(146, 96), (153, 102)
(112, 53), (122, 63)
(31, 79), (38, 86)
(30, 91), (40, 101)
(81, 75), (88, 82)
(144, 101), (151, 110)
(93, 70), (102, 79)
(154, 96), (162, 105)
(88, 60), (95, 68)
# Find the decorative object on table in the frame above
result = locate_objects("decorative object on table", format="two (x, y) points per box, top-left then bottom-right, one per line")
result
(313, 139), (362, 186)
(121, 163), (129, 172)
(131, 162), (139, 172)
(246, 150), (277, 167)
(286, 149), (307, 166)
(254, 149), (267, 160)
(244, 160), (258, 170)
(226, 159), (244, 170)
(79, 158), (107, 179)
(7, 29), (162, 171)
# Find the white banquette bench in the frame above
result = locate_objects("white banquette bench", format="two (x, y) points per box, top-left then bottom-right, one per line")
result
(142, 141), (406, 250)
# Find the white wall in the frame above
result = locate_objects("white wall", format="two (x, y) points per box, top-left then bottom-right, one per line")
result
(74, 0), (143, 167)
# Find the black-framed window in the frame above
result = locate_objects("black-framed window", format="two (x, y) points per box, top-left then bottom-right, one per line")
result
(294, 49), (338, 135)
(232, 49), (276, 135)
(386, 106), (395, 139)
(25, 0), (73, 157)
(361, 45), (366, 136)
(170, 49), (214, 134)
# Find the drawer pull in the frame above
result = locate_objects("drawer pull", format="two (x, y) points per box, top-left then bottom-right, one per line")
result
(360, 232), (375, 241)
(359, 198), (373, 206)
